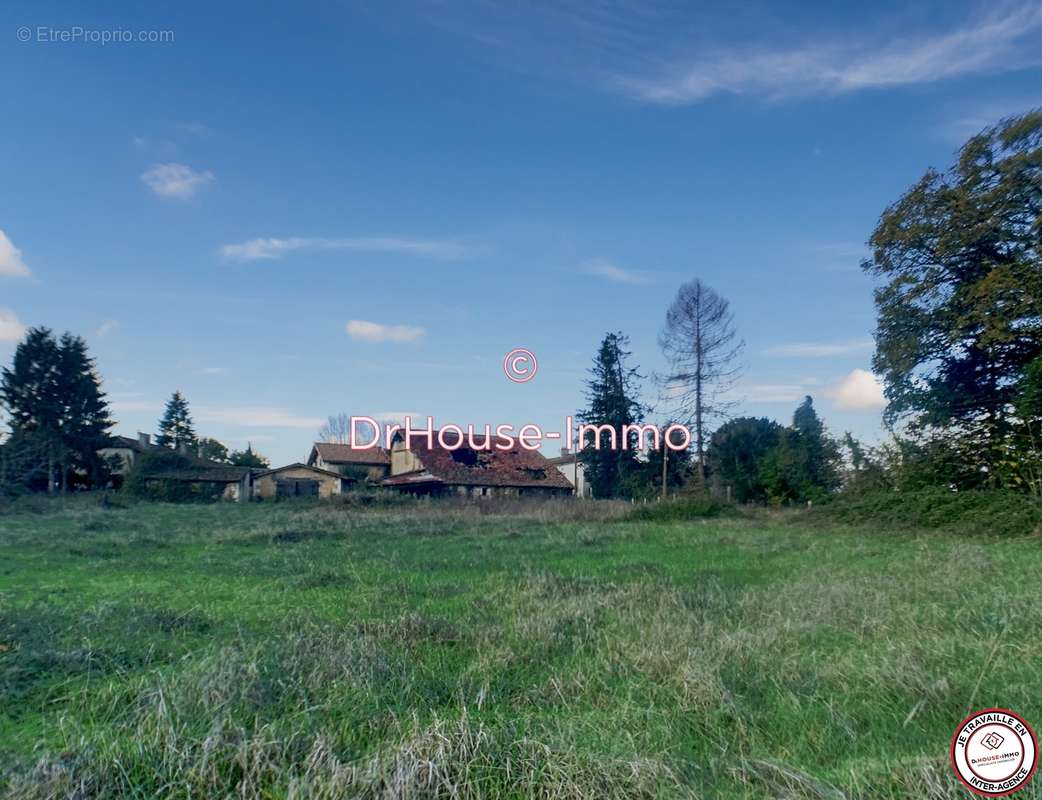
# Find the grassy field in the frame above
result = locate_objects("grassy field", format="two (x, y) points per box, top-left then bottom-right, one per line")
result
(1, 498), (1040, 799)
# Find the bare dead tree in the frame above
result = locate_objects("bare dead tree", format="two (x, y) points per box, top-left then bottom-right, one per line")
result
(658, 279), (743, 486)
(317, 413), (352, 444)
(317, 413), (403, 447)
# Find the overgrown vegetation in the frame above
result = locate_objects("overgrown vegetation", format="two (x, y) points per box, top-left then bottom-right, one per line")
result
(812, 487), (1042, 537)
(2, 499), (1039, 798)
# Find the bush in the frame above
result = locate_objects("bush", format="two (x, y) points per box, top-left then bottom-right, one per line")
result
(627, 494), (734, 522)
(811, 488), (1042, 537)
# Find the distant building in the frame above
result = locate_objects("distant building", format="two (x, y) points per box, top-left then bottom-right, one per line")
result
(140, 463), (254, 502)
(382, 429), (573, 497)
(97, 432), (163, 475)
(253, 463), (352, 499)
(546, 448), (590, 497)
(307, 442), (390, 482)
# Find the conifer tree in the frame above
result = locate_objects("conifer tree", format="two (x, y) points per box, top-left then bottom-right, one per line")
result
(0, 327), (113, 491)
(156, 391), (196, 450)
(577, 332), (645, 498)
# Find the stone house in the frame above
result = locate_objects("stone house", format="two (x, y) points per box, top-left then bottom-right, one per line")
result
(253, 463), (351, 499)
(307, 443), (390, 482)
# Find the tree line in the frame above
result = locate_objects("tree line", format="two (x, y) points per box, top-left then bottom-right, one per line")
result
(0, 332), (268, 495)
(577, 108), (1042, 502)
(3, 109), (1039, 502)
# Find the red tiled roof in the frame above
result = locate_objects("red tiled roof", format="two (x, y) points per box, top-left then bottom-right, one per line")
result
(384, 430), (573, 489)
(310, 442), (390, 466)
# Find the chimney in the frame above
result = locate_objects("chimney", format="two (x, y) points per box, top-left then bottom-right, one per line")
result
(138, 432), (151, 448)
(560, 446), (570, 457)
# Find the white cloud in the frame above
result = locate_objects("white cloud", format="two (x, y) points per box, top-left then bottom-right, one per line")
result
(580, 259), (649, 285)
(765, 338), (874, 358)
(0, 230), (31, 278)
(0, 309), (25, 342)
(141, 163), (215, 199)
(828, 369), (886, 410)
(196, 406), (326, 429)
(614, 5), (1042, 105)
(220, 236), (470, 262)
(95, 319), (119, 338)
(345, 319), (426, 343)
(201, 366), (227, 375)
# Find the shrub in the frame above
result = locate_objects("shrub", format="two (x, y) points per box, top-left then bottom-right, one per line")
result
(811, 488), (1042, 537)
(627, 494), (734, 522)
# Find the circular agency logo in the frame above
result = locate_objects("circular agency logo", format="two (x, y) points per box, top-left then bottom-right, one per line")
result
(951, 708), (1037, 796)
(502, 348), (538, 383)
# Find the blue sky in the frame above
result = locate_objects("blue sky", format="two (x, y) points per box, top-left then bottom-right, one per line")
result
(3, 1), (1042, 465)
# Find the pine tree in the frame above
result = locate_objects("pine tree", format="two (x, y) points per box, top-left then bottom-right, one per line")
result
(156, 391), (196, 450)
(577, 332), (645, 498)
(55, 333), (114, 489)
(0, 327), (113, 492)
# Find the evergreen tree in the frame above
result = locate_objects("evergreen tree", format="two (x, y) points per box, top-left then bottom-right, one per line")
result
(0, 327), (113, 492)
(55, 333), (114, 489)
(156, 391), (196, 449)
(577, 332), (645, 498)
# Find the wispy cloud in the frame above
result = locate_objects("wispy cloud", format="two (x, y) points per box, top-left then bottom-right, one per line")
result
(345, 319), (426, 343)
(95, 319), (119, 338)
(580, 259), (649, 285)
(201, 366), (227, 375)
(141, 163), (215, 199)
(614, 5), (1042, 104)
(220, 236), (472, 262)
(0, 309), (25, 342)
(942, 98), (1042, 143)
(0, 230), (31, 278)
(827, 369), (886, 410)
(765, 338), (874, 358)
(196, 406), (326, 429)
(743, 384), (813, 404)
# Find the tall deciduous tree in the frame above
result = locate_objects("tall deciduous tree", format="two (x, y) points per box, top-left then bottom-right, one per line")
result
(578, 332), (645, 499)
(196, 437), (229, 463)
(229, 443), (269, 468)
(156, 391), (196, 450)
(864, 110), (1042, 485)
(659, 279), (743, 486)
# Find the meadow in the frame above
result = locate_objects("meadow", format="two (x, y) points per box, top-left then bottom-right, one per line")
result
(1, 497), (1040, 799)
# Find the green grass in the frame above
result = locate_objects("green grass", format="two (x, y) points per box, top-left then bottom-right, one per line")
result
(1, 497), (1041, 798)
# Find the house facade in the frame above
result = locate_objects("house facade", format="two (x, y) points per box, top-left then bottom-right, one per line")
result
(97, 432), (162, 475)
(546, 448), (591, 497)
(308, 442), (390, 482)
(381, 429), (574, 497)
(253, 463), (350, 499)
